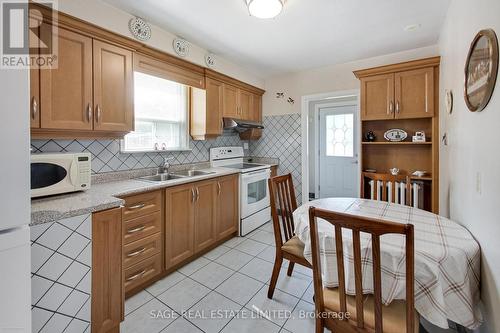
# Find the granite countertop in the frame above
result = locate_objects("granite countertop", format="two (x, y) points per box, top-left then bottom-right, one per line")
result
(31, 167), (240, 226)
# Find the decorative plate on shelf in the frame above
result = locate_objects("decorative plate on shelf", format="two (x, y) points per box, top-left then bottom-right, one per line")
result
(384, 129), (407, 142)
(173, 37), (190, 57)
(128, 17), (151, 41)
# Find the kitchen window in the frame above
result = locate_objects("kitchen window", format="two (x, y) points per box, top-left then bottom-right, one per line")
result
(122, 72), (190, 152)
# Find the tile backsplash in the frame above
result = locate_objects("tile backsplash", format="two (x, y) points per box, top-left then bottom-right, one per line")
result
(250, 114), (302, 204)
(31, 135), (245, 174)
(31, 114), (303, 204)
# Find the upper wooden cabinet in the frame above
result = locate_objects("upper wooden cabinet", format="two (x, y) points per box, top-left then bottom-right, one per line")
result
(355, 57), (439, 121)
(32, 25), (133, 137)
(394, 67), (434, 119)
(360, 73), (394, 121)
(93, 40), (134, 132)
(238, 89), (253, 120)
(39, 27), (93, 130)
(223, 84), (240, 118)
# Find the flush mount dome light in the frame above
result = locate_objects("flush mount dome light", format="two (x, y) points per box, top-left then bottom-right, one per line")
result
(246, 0), (284, 19)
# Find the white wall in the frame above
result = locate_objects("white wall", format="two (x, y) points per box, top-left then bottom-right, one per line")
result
(438, 1), (500, 332)
(263, 45), (439, 116)
(52, 0), (264, 89)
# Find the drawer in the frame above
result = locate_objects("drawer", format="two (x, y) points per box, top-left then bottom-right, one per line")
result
(124, 253), (162, 293)
(123, 233), (162, 268)
(123, 211), (161, 244)
(122, 190), (162, 220)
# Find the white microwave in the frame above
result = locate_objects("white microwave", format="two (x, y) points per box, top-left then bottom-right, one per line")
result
(31, 153), (91, 198)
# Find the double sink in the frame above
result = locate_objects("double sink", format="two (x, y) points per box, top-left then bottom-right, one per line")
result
(138, 170), (215, 182)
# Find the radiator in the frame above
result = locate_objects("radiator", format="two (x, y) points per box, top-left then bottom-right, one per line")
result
(369, 180), (423, 209)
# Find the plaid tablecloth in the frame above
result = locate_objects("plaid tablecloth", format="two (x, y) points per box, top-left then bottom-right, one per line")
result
(293, 198), (482, 330)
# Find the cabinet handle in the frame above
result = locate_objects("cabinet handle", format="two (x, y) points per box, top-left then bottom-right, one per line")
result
(31, 97), (38, 120)
(191, 188), (195, 203)
(220, 119), (224, 131)
(388, 101), (393, 115)
(95, 104), (102, 122)
(128, 203), (145, 210)
(396, 101), (400, 114)
(86, 104), (92, 122)
(217, 182), (221, 196)
(126, 269), (147, 282)
(127, 225), (146, 234)
(127, 247), (146, 258)
(195, 187), (200, 201)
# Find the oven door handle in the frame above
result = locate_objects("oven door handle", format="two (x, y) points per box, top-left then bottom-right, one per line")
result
(241, 169), (271, 180)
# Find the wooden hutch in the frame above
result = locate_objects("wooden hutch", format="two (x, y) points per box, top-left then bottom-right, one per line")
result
(354, 57), (440, 213)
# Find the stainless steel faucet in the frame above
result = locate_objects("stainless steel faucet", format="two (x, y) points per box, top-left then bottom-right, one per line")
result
(158, 157), (174, 174)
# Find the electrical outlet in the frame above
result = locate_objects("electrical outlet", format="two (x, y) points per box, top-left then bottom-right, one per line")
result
(243, 142), (249, 150)
(476, 172), (482, 194)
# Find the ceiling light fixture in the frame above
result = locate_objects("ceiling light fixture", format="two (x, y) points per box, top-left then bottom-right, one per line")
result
(246, 0), (284, 19)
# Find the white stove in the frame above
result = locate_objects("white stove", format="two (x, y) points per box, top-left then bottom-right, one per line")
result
(210, 147), (271, 236)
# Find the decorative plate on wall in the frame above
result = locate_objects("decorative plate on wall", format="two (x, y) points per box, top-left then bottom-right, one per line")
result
(128, 17), (151, 41)
(464, 29), (499, 112)
(173, 38), (190, 58)
(384, 129), (407, 142)
(205, 53), (216, 68)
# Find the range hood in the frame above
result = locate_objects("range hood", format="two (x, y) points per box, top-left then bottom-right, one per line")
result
(223, 117), (264, 132)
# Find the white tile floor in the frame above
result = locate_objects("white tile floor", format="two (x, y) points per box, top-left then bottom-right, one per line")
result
(120, 222), (321, 333)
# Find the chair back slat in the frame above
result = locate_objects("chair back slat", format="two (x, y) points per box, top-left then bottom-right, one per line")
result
(308, 207), (415, 333)
(372, 234), (383, 333)
(363, 172), (412, 206)
(352, 230), (365, 328)
(334, 225), (347, 315)
(268, 174), (298, 247)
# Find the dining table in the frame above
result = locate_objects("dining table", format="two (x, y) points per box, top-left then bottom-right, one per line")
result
(293, 197), (482, 330)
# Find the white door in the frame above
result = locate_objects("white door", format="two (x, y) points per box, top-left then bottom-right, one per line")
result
(318, 105), (359, 198)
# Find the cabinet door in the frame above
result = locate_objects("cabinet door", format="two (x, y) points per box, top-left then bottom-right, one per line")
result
(194, 180), (217, 252)
(93, 40), (134, 132)
(40, 27), (93, 130)
(165, 184), (195, 268)
(223, 84), (239, 118)
(238, 89), (253, 120)
(205, 78), (224, 136)
(29, 14), (41, 129)
(394, 67), (434, 119)
(216, 175), (239, 240)
(251, 94), (262, 122)
(92, 208), (123, 333)
(360, 73), (394, 120)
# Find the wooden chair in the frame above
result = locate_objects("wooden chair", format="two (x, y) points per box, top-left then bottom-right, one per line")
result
(362, 172), (412, 206)
(267, 174), (312, 299)
(308, 207), (417, 333)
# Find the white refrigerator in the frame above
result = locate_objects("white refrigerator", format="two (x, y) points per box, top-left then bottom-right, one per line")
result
(0, 62), (32, 330)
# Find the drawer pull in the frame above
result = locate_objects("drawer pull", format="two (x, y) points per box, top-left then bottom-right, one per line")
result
(126, 247), (146, 258)
(126, 269), (147, 282)
(128, 203), (146, 210)
(127, 225), (146, 234)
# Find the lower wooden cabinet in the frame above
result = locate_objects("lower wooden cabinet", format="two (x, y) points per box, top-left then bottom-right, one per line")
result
(216, 175), (239, 240)
(92, 207), (123, 333)
(194, 180), (217, 253)
(165, 175), (239, 269)
(165, 183), (196, 268)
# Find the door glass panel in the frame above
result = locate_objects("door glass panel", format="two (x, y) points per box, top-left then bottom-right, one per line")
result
(247, 179), (267, 204)
(325, 113), (354, 157)
(31, 163), (67, 189)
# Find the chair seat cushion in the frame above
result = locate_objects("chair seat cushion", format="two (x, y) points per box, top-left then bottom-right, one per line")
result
(281, 236), (306, 258)
(323, 287), (419, 333)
